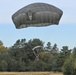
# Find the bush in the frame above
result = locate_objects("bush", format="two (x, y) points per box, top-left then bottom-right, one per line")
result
(62, 54), (76, 75)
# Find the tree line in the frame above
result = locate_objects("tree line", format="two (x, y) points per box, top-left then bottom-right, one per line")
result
(0, 38), (76, 75)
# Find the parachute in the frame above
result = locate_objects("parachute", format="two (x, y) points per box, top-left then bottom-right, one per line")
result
(12, 3), (63, 29)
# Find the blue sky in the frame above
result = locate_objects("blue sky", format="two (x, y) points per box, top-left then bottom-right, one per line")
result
(0, 0), (76, 49)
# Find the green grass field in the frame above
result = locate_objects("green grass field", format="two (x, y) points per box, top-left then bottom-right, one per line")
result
(0, 72), (63, 75)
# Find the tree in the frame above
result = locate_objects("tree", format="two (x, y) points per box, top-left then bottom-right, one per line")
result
(1, 38), (76, 72)
(0, 40), (3, 46)
(28, 60), (48, 71)
(7, 59), (19, 71)
(0, 40), (6, 51)
(12, 39), (26, 49)
(28, 38), (44, 49)
(72, 47), (76, 75)
(56, 46), (71, 72)
(39, 51), (56, 71)
(51, 43), (59, 54)
(72, 47), (76, 57)
(61, 46), (71, 55)
(62, 47), (76, 75)
(45, 42), (52, 51)
(0, 46), (6, 50)
(1, 60), (7, 71)
(62, 54), (74, 75)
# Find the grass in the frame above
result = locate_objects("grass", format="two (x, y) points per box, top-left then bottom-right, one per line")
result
(0, 72), (63, 75)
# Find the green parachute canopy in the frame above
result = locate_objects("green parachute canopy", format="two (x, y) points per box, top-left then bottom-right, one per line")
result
(12, 3), (63, 29)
